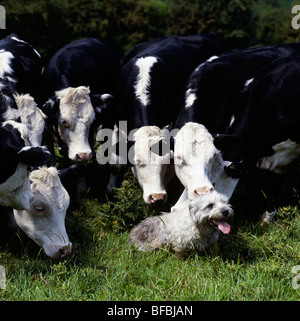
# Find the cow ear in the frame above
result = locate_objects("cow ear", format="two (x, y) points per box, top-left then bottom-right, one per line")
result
(150, 139), (171, 157)
(224, 162), (245, 179)
(42, 96), (59, 116)
(17, 146), (51, 167)
(90, 94), (114, 124)
(213, 134), (240, 151)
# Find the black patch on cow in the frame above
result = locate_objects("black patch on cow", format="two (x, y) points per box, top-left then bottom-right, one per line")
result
(0, 124), (25, 183)
(17, 146), (51, 167)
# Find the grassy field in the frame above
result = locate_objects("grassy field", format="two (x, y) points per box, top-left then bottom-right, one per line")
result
(0, 169), (300, 301)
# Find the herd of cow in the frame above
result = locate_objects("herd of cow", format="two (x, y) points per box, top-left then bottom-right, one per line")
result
(1, 32), (300, 259)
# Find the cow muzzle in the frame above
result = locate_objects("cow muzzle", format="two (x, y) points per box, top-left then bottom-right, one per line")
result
(52, 243), (72, 260)
(148, 193), (167, 204)
(194, 186), (214, 197)
(75, 152), (92, 162)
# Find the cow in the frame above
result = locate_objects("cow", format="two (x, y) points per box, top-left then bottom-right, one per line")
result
(174, 42), (300, 132)
(172, 122), (236, 204)
(129, 126), (173, 203)
(0, 121), (51, 210)
(214, 54), (300, 196)
(0, 34), (45, 138)
(114, 34), (224, 204)
(0, 33), (42, 101)
(173, 55), (300, 219)
(13, 93), (46, 146)
(13, 166), (71, 259)
(41, 38), (120, 163)
(171, 44), (300, 212)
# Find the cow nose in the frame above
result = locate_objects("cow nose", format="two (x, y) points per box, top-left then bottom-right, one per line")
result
(194, 186), (214, 197)
(75, 152), (92, 162)
(149, 193), (166, 204)
(58, 245), (72, 258)
(221, 209), (229, 217)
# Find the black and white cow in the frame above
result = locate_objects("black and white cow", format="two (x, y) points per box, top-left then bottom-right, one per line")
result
(215, 54), (300, 177)
(174, 42), (300, 132)
(173, 54), (300, 218)
(0, 121), (50, 210)
(0, 35), (50, 209)
(114, 34), (224, 204)
(172, 43), (300, 205)
(0, 33), (42, 101)
(42, 38), (120, 162)
(0, 34), (46, 146)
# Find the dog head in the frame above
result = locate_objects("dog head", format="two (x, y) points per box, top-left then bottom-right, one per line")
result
(189, 189), (233, 235)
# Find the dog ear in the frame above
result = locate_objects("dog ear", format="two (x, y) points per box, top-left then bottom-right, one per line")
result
(17, 146), (51, 167)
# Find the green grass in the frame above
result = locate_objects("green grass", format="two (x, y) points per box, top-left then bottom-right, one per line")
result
(0, 170), (300, 301)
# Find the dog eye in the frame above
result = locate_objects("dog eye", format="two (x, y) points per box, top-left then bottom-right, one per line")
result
(205, 203), (214, 210)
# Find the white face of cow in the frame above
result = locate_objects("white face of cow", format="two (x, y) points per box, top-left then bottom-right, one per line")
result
(13, 93), (46, 146)
(130, 126), (171, 204)
(56, 86), (95, 162)
(13, 167), (71, 259)
(0, 163), (34, 210)
(174, 122), (227, 200)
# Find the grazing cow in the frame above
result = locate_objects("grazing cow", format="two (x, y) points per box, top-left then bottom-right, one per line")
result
(0, 33), (42, 101)
(214, 54), (300, 196)
(115, 34), (224, 203)
(13, 93), (46, 146)
(42, 38), (120, 162)
(171, 44), (300, 211)
(173, 122), (237, 203)
(0, 121), (51, 210)
(0, 34), (46, 148)
(129, 126), (173, 203)
(13, 167), (71, 259)
(174, 42), (300, 132)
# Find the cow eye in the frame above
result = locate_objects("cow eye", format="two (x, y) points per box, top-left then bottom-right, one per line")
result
(61, 119), (69, 128)
(175, 156), (186, 167)
(136, 159), (145, 167)
(12, 186), (22, 194)
(34, 206), (45, 215)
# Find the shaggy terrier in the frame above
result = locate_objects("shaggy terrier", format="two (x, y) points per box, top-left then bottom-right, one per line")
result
(128, 189), (233, 254)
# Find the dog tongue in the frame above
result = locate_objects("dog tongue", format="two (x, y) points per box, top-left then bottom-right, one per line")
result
(217, 221), (231, 234)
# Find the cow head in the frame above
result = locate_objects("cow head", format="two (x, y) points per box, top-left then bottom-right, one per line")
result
(173, 123), (222, 200)
(0, 121), (51, 210)
(173, 122), (240, 201)
(13, 93), (46, 146)
(129, 126), (172, 204)
(13, 167), (71, 259)
(42, 86), (95, 162)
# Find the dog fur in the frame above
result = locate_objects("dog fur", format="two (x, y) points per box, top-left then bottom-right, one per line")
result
(128, 189), (233, 254)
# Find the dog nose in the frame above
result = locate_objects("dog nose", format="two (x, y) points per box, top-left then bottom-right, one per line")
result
(221, 209), (229, 217)
(149, 193), (166, 204)
(75, 152), (92, 162)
